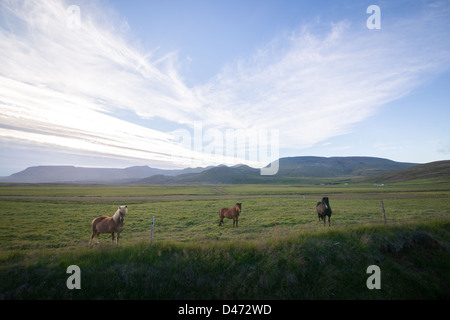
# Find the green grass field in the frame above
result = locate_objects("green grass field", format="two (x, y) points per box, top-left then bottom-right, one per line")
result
(1, 181), (449, 299)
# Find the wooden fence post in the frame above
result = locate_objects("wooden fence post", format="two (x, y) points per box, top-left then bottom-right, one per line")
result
(151, 216), (155, 245)
(381, 201), (387, 224)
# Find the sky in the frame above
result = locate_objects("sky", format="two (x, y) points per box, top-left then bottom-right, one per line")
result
(0, 0), (449, 176)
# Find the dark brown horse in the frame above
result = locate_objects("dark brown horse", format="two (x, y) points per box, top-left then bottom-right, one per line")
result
(89, 205), (127, 245)
(219, 203), (242, 227)
(316, 197), (332, 226)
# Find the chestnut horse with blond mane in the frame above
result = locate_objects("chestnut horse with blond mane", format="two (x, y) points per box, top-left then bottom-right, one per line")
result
(219, 203), (242, 227)
(89, 205), (127, 245)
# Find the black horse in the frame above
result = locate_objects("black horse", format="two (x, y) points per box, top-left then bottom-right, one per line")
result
(316, 197), (332, 226)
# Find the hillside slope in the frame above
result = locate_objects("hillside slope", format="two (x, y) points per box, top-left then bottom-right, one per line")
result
(273, 156), (415, 177)
(366, 160), (450, 183)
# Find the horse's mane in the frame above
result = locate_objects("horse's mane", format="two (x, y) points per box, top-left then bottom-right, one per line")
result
(112, 206), (126, 223)
(112, 207), (121, 223)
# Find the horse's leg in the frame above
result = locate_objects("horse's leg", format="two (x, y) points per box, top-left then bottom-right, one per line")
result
(89, 225), (97, 245)
(236, 217), (238, 227)
(117, 232), (120, 245)
(328, 215), (331, 227)
(111, 232), (115, 244)
(95, 232), (100, 244)
(89, 229), (95, 245)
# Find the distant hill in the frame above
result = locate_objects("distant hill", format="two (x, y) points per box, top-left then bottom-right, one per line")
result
(136, 165), (261, 184)
(271, 156), (416, 178)
(0, 156), (423, 185)
(365, 160), (450, 183)
(0, 165), (209, 184)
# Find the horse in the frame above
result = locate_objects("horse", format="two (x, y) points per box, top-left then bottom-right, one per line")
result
(316, 197), (332, 226)
(89, 205), (127, 245)
(219, 203), (242, 227)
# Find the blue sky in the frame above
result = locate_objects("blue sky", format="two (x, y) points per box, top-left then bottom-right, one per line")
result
(0, 0), (449, 176)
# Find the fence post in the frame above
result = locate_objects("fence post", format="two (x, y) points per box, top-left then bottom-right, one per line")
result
(381, 201), (387, 224)
(151, 216), (155, 245)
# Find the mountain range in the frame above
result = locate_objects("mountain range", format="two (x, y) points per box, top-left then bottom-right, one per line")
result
(0, 165), (210, 184)
(1, 156), (445, 185)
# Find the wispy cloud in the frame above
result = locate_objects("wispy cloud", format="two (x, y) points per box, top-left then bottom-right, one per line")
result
(0, 0), (216, 167)
(0, 0), (449, 168)
(0, 0), (201, 117)
(197, 11), (450, 149)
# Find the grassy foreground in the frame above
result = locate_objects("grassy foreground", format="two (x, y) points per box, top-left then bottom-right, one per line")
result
(1, 221), (449, 299)
(1, 182), (449, 299)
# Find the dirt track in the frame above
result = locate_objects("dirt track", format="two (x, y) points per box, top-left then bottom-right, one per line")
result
(1, 192), (448, 203)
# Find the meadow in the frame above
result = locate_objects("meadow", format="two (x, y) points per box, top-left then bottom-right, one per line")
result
(1, 181), (449, 299)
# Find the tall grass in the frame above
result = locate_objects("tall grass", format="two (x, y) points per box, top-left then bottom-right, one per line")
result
(1, 220), (449, 299)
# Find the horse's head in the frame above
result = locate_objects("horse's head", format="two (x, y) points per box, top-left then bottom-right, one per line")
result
(321, 197), (329, 209)
(235, 203), (242, 213)
(118, 205), (127, 222)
